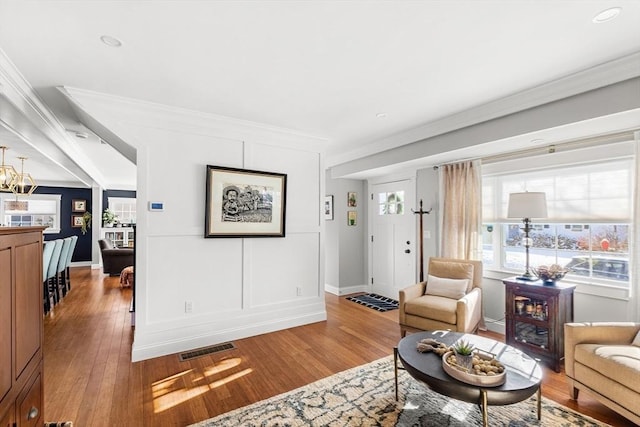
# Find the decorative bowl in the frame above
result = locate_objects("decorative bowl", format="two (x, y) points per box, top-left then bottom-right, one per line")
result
(531, 264), (569, 284)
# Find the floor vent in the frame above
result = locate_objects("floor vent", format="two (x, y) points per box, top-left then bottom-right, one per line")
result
(179, 342), (236, 361)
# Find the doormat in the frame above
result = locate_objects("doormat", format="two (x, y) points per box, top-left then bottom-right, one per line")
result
(346, 293), (398, 312)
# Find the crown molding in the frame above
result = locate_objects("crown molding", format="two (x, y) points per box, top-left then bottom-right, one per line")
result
(328, 51), (640, 167)
(59, 86), (329, 153)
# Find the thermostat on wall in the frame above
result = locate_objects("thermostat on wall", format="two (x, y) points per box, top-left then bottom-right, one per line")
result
(148, 201), (164, 211)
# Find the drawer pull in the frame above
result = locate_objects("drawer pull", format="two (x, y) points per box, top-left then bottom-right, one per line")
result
(27, 406), (39, 420)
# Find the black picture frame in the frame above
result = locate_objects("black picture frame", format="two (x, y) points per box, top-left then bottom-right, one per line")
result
(205, 165), (287, 238)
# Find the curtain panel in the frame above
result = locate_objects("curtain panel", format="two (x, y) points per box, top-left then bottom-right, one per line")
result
(439, 159), (482, 260)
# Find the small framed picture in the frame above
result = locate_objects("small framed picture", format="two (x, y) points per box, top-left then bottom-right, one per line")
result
(71, 215), (84, 228)
(348, 192), (357, 207)
(324, 195), (334, 220)
(72, 199), (86, 212)
(348, 211), (357, 226)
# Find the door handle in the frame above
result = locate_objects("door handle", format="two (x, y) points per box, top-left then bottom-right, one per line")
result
(404, 249), (411, 254)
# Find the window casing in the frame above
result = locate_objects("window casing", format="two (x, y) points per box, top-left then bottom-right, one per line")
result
(482, 146), (633, 292)
(108, 197), (136, 224)
(0, 193), (61, 233)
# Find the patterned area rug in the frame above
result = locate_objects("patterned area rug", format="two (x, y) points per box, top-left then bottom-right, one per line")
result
(346, 293), (399, 312)
(189, 356), (610, 426)
(44, 423), (73, 427)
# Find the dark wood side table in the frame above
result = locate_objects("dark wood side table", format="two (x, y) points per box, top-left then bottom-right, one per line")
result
(503, 277), (575, 372)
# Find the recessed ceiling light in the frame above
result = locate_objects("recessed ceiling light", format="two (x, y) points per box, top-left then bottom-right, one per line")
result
(75, 131), (89, 139)
(592, 7), (622, 23)
(376, 112), (388, 119)
(100, 35), (123, 47)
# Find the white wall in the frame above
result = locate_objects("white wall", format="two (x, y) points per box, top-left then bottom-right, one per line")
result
(63, 88), (328, 361)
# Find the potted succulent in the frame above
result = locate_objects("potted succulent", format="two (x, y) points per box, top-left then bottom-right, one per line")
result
(452, 339), (475, 372)
(102, 208), (117, 227)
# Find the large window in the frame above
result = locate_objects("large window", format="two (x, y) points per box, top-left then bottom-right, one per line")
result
(482, 148), (633, 290)
(0, 194), (61, 233)
(108, 197), (136, 225)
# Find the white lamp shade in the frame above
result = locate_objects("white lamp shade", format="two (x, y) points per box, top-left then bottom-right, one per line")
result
(507, 192), (548, 219)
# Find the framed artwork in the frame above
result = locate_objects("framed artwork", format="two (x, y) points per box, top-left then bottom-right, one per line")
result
(205, 165), (287, 238)
(348, 210), (357, 226)
(348, 192), (357, 207)
(72, 199), (86, 212)
(71, 215), (84, 228)
(324, 195), (334, 220)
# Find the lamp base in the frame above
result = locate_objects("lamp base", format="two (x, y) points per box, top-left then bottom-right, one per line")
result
(516, 272), (536, 281)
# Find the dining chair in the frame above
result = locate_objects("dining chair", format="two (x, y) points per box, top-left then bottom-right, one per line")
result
(42, 240), (56, 313)
(55, 237), (72, 301)
(63, 235), (78, 295)
(46, 239), (64, 307)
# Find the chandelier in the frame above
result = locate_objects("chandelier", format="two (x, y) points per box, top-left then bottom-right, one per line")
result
(0, 146), (18, 192)
(13, 156), (37, 196)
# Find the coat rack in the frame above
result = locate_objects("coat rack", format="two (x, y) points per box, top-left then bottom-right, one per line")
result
(412, 199), (432, 282)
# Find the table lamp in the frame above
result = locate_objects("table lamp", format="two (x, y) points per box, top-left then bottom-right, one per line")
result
(507, 192), (548, 280)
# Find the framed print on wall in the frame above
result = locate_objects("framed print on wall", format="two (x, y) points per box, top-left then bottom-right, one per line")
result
(348, 210), (357, 226)
(72, 199), (86, 212)
(348, 192), (357, 207)
(324, 195), (334, 220)
(205, 165), (287, 238)
(71, 215), (84, 228)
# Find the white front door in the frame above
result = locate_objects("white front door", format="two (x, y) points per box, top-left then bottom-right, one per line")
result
(370, 179), (416, 300)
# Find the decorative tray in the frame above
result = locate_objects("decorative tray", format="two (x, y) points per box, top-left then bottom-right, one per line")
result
(442, 350), (506, 387)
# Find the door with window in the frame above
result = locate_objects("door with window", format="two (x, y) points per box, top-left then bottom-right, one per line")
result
(370, 179), (416, 299)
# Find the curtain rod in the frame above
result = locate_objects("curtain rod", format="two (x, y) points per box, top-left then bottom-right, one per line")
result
(434, 130), (636, 169)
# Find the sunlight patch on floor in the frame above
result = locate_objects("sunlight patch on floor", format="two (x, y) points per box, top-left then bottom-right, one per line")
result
(152, 359), (252, 413)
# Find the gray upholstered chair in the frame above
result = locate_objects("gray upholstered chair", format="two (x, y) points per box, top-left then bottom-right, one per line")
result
(99, 238), (134, 276)
(399, 257), (483, 337)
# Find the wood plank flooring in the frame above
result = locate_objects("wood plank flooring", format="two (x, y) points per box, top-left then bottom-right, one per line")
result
(43, 267), (635, 426)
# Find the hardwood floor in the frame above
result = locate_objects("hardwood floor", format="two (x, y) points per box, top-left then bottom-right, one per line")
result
(44, 267), (635, 426)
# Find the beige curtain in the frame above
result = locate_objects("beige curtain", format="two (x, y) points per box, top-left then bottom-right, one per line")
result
(439, 159), (482, 260)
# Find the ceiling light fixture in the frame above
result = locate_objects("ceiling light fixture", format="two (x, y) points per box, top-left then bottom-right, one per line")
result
(376, 112), (388, 119)
(592, 7), (622, 23)
(13, 157), (37, 196)
(100, 35), (123, 47)
(0, 146), (18, 192)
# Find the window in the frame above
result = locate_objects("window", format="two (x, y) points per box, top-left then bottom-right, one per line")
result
(378, 191), (405, 215)
(108, 197), (136, 224)
(482, 146), (633, 290)
(0, 194), (61, 233)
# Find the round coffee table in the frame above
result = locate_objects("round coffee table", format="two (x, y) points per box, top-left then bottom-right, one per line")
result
(395, 331), (543, 427)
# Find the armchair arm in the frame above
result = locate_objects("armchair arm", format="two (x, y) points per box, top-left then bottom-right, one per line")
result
(399, 282), (426, 324)
(456, 287), (482, 333)
(564, 322), (640, 378)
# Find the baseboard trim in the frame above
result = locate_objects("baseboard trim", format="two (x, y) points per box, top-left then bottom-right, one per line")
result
(131, 311), (327, 362)
(324, 284), (369, 296)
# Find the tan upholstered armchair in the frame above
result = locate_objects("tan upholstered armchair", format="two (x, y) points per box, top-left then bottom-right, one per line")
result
(564, 322), (640, 425)
(399, 257), (483, 337)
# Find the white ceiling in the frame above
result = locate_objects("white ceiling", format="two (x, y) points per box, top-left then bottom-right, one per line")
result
(0, 1), (639, 188)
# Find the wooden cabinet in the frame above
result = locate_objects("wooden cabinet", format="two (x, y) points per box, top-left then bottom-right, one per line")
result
(503, 277), (575, 372)
(0, 227), (45, 427)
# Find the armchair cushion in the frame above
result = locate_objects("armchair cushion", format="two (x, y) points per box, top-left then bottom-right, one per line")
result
(428, 259), (475, 292)
(425, 274), (469, 299)
(405, 295), (458, 324)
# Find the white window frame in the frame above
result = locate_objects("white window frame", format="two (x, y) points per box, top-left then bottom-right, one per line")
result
(0, 193), (62, 234)
(108, 196), (137, 225)
(482, 140), (635, 300)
